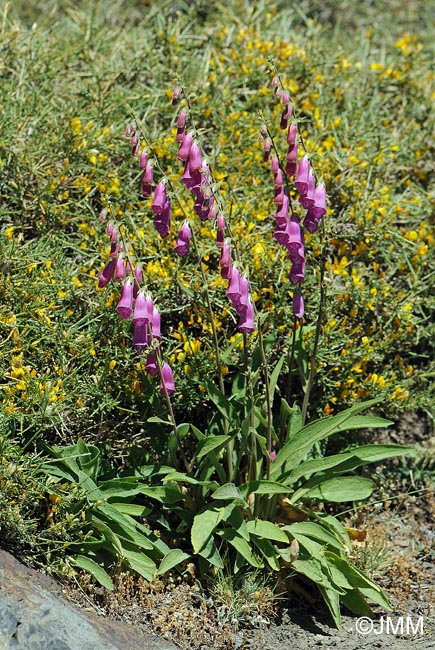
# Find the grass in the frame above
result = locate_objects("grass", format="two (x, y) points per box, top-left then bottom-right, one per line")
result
(1, 0), (434, 633)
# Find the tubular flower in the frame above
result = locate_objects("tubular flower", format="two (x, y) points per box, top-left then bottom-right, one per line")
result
(177, 132), (193, 161)
(116, 279), (134, 319)
(141, 164), (153, 197)
(146, 353), (158, 376)
(98, 259), (116, 288)
(151, 306), (161, 340)
(174, 220), (191, 256)
(133, 323), (150, 353)
(133, 290), (150, 326)
(153, 200), (171, 238)
(160, 362), (175, 395)
(238, 297), (255, 333)
(292, 289), (305, 318)
(294, 155), (311, 196)
(152, 182), (167, 216)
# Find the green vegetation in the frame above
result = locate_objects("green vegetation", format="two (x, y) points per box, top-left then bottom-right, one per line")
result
(1, 0), (434, 631)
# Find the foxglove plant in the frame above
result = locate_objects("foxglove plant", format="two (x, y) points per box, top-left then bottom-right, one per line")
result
(90, 78), (408, 628)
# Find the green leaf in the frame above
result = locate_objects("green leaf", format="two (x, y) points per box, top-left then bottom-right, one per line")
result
(239, 480), (291, 497)
(295, 476), (375, 503)
(162, 471), (218, 489)
(219, 529), (263, 569)
(196, 435), (231, 461)
(341, 590), (375, 617)
(76, 438), (100, 480)
(318, 585), (342, 629)
(99, 478), (142, 499)
(271, 399), (386, 478)
(251, 537), (281, 571)
(324, 552), (391, 610)
(88, 514), (124, 555)
(284, 522), (346, 553)
(246, 519), (289, 544)
(73, 555), (113, 591)
(157, 549), (191, 576)
(212, 483), (246, 502)
(109, 503), (151, 517)
(198, 534), (224, 569)
(191, 509), (222, 553)
(202, 378), (237, 422)
(291, 557), (335, 589)
(147, 416), (173, 426)
(287, 444), (413, 483)
(122, 545), (157, 581)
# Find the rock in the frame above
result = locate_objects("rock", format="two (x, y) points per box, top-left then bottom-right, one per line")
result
(0, 550), (177, 650)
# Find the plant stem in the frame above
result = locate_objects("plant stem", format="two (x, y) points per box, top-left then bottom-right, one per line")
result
(301, 230), (327, 426)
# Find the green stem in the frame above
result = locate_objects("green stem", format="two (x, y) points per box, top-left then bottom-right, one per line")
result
(301, 228), (327, 427)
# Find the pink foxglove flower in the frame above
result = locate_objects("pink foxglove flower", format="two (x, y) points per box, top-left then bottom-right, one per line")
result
(151, 306), (161, 340)
(275, 194), (290, 226)
(98, 259), (116, 288)
(160, 362), (175, 395)
(312, 182), (327, 219)
(134, 265), (143, 285)
(299, 169), (316, 210)
(153, 200), (171, 239)
(216, 214), (225, 248)
(288, 259), (305, 285)
(152, 182), (167, 216)
(292, 289), (305, 318)
(270, 155), (280, 175)
(141, 164), (153, 197)
(238, 297), (255, 333)
(226, 267), (241, 306)
(172, 87), (181, 105)
(133, 323), (150, 353)
(286, 140), (298, 177)
(295, 155), (311, 196)
(177, 132), (193, 161)
(188, 143), (203, 173)
(287, 123), (297, 146)
(146, 353), (158, 376)
(133, 290), (149, 326)
(174, 220), (191, 256)
(219, 241), (232, 280)
(263, 138), (271, 162)
(139, 151), (149, 169)
(115, 256), (126, 281)
(116, 279), (134, 319)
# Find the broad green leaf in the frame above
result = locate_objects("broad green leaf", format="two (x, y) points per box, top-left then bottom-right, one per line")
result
(291, 557), (335, 589)
(88, 514), (123, 555)
(252, 537), (281, 571)
(176, 423), (190, 438)
(73, 555), (113, 591)
(191, 509), (222, 553)
(122, 546), (157, 581)
(325, 552), (391, 610)
(318, 585), (342, 629)
(76, 438), (100, 480)
(271, 399), (385, 478)
(99, 478), (142, 499)
(109, 503), (151, 518)
(246, 519), (288, 544)
(137, 485), (185, 504)
(284, 522), (346, 553)
(157, 549), (191, 576)
(147, 416), (173, 425)
(286, 444), (413, 483)
(219, 529), (263, 569)
(226, 507), (249, 541)
(162, 471), (218, 489)
(198, 534), (224, 568)
(212, 483), (246, 502)
(341, 589), (375, 617)
(309, 512), (352, 551)
(196, 435), (231, 461)
(202, 378), (237, 422)
(280, 399), (303, 442)
(239, 480), (291, 497)
(293, 476), (375, 503)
